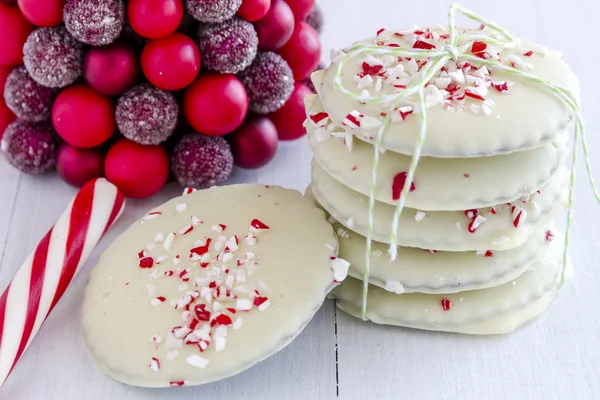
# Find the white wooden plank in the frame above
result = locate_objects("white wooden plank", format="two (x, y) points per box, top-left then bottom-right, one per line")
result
(0, 156), (22, 273)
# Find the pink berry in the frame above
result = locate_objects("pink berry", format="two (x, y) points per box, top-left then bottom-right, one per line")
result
(116, 84), (179, 145)
(283, 0), (314, 20)
(141, 32), (201, 91)
(64, 0), (125, 46)
(238, 52), (294, 114)
(1, 120), (58, 174)
(269, 82), (311, 140)
(304, 3), (322, 33)
(128, 0), (184, 39)
(184, 74), (248, 136)
(197, 17), (258, 74)
(186, 0), (241, 23)
(17, 0), (64, 27)
(4, 66), (57, 123)
(56, 143), (105, 187)
(83, 41), (140, 97)
(278, 22), (320, 80)
(23, 26), (84, 88)
(171, 134), (233, 189)
(254, 0), (294, 51)
(0, 66), (16, 139)
(0, 4), (34, 66)
(52, 84), (116, 149)
(105, 138), (169, 198)
(237, 0), (270, 22)
(229, 116), (278, 168)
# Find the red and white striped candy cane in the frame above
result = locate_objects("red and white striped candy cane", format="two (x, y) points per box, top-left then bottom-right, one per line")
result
(0, 178), (125, 387)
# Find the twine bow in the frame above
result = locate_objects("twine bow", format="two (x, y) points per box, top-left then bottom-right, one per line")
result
(332, 3), (600, 320)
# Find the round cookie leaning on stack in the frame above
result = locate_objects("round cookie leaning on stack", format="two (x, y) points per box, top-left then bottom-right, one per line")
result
(304, 23), (578, 335)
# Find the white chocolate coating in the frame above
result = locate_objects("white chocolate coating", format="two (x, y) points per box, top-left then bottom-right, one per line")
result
(82, 185), (340, 387)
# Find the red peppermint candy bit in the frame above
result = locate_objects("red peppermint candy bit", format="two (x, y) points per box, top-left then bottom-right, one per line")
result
(189, 319), (199, 330)
(219, 224), (227, 231)
(164, 270), (174, 276)
(170, 381), (185, 387)
(250, 219), (270, 230)
(468, 215), (487, 233)
(139, 257), (154, 269)
(523, 50), (534, 57)
(445, 83), (460, 93)
(439, 33), (450, 39)
(413, 40), (436, 50)
(441, 297), (452, 311)
(490, 207), (497, 215)
(309, 112), (329, 125)
(137, 250), (146, 259)
(463, 173), (470, 178)
(215, 314), (233, 326)
(190, 238), (212, 257)
(464, 209), (478, 219)
(484, 250), (494, 257)
(194, 304), (211, 321)
(387, 43), (400, 48)
(254, 296), (269, 307)
(149, 357), (160, 372)
(376, 28), (385, 36)
(464, 91), (485, 101)
(208, 281), (217, 289)
(545, 230), (555, 242)
(351, 165), (358, 171)
(492, 81), (509, 92)
(471, 41), (487, 58)
(391, 172), (416, 201)
(359, 62), (384, 78)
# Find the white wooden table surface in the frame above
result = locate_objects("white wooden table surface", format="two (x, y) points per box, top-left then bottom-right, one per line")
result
(2, 1), (599, 399)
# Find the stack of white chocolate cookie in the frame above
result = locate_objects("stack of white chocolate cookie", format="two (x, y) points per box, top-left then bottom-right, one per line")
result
(305, 24), (579, 334)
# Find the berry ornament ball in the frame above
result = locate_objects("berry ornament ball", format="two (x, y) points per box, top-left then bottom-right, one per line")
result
(254, 0), (294, 51)
(229, 116), (278, 168)
(116, 84), (179, 145)
(269, 82), (312, 140)
(283, 0), (314, 21)
(17, 0), (64, 27)
(183, 73), (248, 135)
(105, 138), (169, 198)
(237, 0), (270, 22)
(238, 52), (294, 114)
(64, 0), (125, 46)
(0, 3), (34, 66)
(128, 0), (184, 39)
(171, 134), (233, 189)
(52, 84), (116, 149)
(142, 33), (201, 91)
(83, 41), (139, 96)
(186, 0), (241, 23)
(1, 66), (16, 139)
(197, 17), (258, 74)
(1, 120), (58, 174)
(278, 22), (321, 80)
(4, 66), (57, 123)
(56, 144), (105, 187)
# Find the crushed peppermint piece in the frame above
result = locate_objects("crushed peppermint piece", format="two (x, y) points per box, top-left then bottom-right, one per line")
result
(139, 257), (154, 269)
(186, 355), (209, 369)
(183, 187), (196, 195)
(330, 257), (350, 283)
(441, 297), (452, 311)
(151, 334), (162, 344)
(464, 209), (478, 219)
(149, 357), (160, 372)
(384, 280), (405, 294)
(146, 283), (157, 296)
(144, 212), (162, 220)
(244, 234), (257, 246)
(154, 232), (165, 242)
(151, 296), (166, 306)
(468, 215), (487, 233)
(163, 232), (176, 250)
(167, 351), (179, 361)
(176, 203), (187, 213)
(155, 255), (168, 264)
(179, 225), (193, 235)
(511, 206), (527, 228)
(492, 236), (510, 246)
(414, 211), (426, 222)
(392, 172), (416, 201)
(485, 250), (494, 257)
(545, 230), (555, 242)
(233, 317), (243, 329)
(250, 219), (270, 232)
(309, 112), (329, 127)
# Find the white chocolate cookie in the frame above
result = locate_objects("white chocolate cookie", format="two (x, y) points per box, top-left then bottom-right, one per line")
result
(312, 26), (579, 158)
(306, 94), (568, 211)
(331, 235), (568, 335)
(311, 161), (568, 251)
(82, 185), (346, 388)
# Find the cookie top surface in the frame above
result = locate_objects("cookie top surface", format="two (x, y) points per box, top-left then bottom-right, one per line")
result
(82, 185), (341, 387)
(312, 25), (579, 158)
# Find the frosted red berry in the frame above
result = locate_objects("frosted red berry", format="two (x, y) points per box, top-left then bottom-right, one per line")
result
(141, 32), (201, 91)
(83, 41), (140, 96)
(304, 3), (322, 32)
(128, 0), (184, 39)
(197, 17), (258, 74)
(255, 0), (294, 51)
(171, 134), (233, 189)
(116, 84), (179, 145)
(183, 73), (248, 136)
(1, 120), (58, 174)
(4, 66), (57, 123)
(105, 138), (170, 198)
(237, 0), (270, 22)
(283, 0), (314, 20)
(186, 0), (242, 23)
(23, 26), (84, 89)
(52, 84), (116, 149)
(269, 82), (311, 140)
(229, 116), (278, 168)
(17, 0), (64, 27)
(238, 51), (294, 114)
(0, 66), (16, 139)
(56, 144), (105, 187)
(0, 4), (35, 66)
(277, 22), (321, 80)
(64, 0), (125, 46)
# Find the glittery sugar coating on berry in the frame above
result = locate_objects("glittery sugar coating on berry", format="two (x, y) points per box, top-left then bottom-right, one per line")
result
(1, 120), (58, 174)
(23, 26), (84, 89)
(116, 84), (179, 145)
(186, 0), (241, 23)
(237, 52), (294, 114)
(171, 134), (233, 189)
(304, 3), (322, 33)
(64, 0), (125, 46)
(197, 17), (258, 74)
(4, 66), (57, 123)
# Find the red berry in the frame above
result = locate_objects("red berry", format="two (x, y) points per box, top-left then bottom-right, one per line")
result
(52, 84), (116, 149)
(105, 138), (169, 198)
(269, 82), (311, 140)
(254, 0), (294, 51)
(63, 0), (125, 46)
(128, 0), (184, 39)
(0, 4), (34, 66)
(0, 65), (16, 139)
(17, 0), (64, 27)
(183, 74), (248, 136)
(237, 0), (270, 22)
(141, 33), (201, 91)
(56, 144), (105, 187)
(84, 41), (140, 96)
(1, 121), (58, 174)
(278, 22), (320, 80)
(229, 116), (278, 168)
(284, 0), (314, 20)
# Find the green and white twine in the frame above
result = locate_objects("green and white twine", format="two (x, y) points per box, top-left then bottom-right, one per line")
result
(332, 3), (600, 320)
